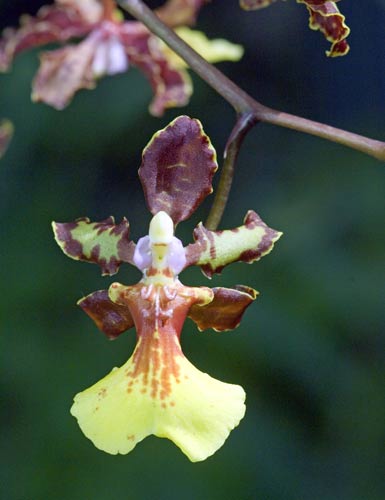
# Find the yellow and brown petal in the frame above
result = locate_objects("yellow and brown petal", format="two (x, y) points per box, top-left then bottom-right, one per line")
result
(239, 0), (350, 57)
(52, 216), (135, 275)
(186, 210), (282, 277)
(71, 344), (245, 461)
(72, 281), (245, 461)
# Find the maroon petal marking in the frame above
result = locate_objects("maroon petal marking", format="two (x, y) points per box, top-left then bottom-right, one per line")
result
(0, 3), (98, 72)
(52, 216), (136, 275)
(78, 290), (134, 339)
(139, 116), (217, 224)
(185, 210), (282, 277)
(188, 285), (258, 331)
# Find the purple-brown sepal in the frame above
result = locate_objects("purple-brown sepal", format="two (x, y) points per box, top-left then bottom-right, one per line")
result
(189, 285), (258, 331)
(78, 289), (134, 339)
(139, 116), (217, 224)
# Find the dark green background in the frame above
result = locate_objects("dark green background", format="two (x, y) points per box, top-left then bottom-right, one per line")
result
(1, 1), (384, 499)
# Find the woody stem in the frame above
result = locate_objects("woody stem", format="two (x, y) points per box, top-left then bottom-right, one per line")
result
(205, 113), (258, 230)
(118, 0), (385, 162)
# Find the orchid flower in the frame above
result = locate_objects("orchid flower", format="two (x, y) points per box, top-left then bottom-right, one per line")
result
(240, 0), (350, 57)
(52, 116), (282, 461)
(0, 0), (242, 115)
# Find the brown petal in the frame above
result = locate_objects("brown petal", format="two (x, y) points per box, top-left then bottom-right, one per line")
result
(189, 285), (258, 331)
(32, 36), (98, 109)
(239, 0), (350, 57)
(139, 116), (217, 224)
(121, 27), (193, 116)
(302, 1), (350, 57)
(0, 3), (97, 71)
(78, 290), (134, 339)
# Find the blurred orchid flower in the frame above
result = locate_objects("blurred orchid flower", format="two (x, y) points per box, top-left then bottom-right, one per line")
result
(0, 119), (13, 159)
(240, 0), (350, 57)
(52, 116), (282, 461)
(0, 0), (242, 115)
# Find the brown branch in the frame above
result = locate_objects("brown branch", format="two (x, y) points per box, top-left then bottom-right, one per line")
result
(118, 0), (385, 162)
(205, 112), (258, 230)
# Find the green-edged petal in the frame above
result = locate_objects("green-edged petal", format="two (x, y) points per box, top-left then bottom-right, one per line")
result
(186, 210), (282, 277)
(189, 285), (258, 331)
(139, 116), (218, 224)
(78, 290), (134, 339)
(52, 216), (135, 275)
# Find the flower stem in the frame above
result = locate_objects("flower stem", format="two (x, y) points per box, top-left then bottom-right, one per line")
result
(118, 0), (385, 162)
(205, 113), (258, 230)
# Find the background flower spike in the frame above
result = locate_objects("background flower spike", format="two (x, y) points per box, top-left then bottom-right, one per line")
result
(0, 1), (99, 71)
(139, 115), (218, 224)
(52, 216), (135, 275)
(78, 290), (135, 339)
(185, 210), (282, 277)
(189, 285), (258, 331)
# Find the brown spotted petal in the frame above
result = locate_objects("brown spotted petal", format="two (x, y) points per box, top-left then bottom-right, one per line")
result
(186, 210), (282, 277)
(239, 0), (349, 57)
(139, 116), (217, 224)
(0, 119), (13, 159)
(52, 217), (135, 276)
(78, 290), (134, 339)
(156, 0), (208, 27)
(0, 2), (99, 72)
(299, 0), (350, 57)
(189, 285), (258, 331)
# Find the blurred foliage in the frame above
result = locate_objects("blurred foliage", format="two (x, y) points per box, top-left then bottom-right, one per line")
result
(1, 1), (384, 500)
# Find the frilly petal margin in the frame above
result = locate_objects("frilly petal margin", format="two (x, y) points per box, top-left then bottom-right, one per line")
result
(52, 217), (136, 275)
(70, 348), (245, 462)
(239, 0), (350, 57)
(185, 210), (282, 277)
